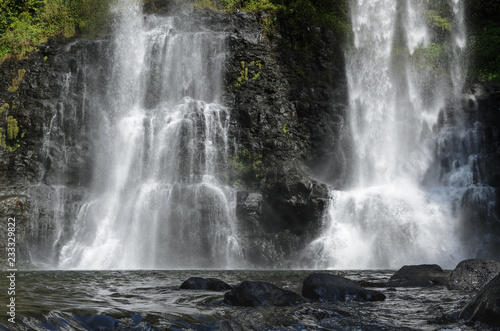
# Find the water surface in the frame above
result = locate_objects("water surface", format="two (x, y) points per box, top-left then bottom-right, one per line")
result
(0, 270), (491, 330)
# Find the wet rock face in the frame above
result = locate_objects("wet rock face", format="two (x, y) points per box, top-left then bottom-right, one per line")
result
(460, 273), (500, 326)
(261, 174), (329, 236)
(224, 10), (347, 267)
(224, 280), (308, 307)
(0, 36), (91, 268)
(474, 82), (500, 258)
(458, 82), (500, 260)
(449, 259), (500, 291)
(386, 265), (449, 287)
(302, 273), (386, 302)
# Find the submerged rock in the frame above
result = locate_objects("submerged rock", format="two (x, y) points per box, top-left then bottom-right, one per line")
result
(449, 259), (500, 291)
(460, 273), (500, 326)
(180, 277), (231, 291)
(302, 273), (386, 302)
(224, 281), (308, 307)
(387, 264), (449, 287)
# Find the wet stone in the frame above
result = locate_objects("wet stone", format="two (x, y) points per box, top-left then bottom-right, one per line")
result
(180, 277), (231, 291)
(460, 273), (500, 326)
(224, 280), (309, 307)
(387, 264), (449, 287)
(302, 273), (386, 302)
(449, 259), (500, 291)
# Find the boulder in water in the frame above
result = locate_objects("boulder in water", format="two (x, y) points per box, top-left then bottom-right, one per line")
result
(180, 277), (231, 291)
(224, 281), (308, 306)
(386, 264), (449, 287)
(459, 274), (500, 326)
(449, 259), (500, 291)
(302, 273), (386, 302)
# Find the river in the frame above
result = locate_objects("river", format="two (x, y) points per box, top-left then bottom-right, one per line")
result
(0, 269), (490, 330)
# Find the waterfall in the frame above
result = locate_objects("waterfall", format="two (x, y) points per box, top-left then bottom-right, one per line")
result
(34, 1), (242, 269)
(308, 0), (480, 269)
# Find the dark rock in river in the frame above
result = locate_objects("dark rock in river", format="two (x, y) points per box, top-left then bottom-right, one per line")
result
(180, 277), (231, 291)
(387, 264), (449, 287)
(460, 273), (500, 326)
(224, 281), (308, 307)
(449, 259), (500, 291)
(302, 273), (386, 302)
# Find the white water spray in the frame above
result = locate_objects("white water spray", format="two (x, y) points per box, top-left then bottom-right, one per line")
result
(52, 1), (241, 269)
(309, 0), (471, 269)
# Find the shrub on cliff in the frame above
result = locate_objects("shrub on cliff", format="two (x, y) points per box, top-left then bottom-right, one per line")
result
(0, 0), (112, 60)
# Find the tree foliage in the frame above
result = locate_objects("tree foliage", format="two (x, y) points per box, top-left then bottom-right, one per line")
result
(0, 0), (112, 59)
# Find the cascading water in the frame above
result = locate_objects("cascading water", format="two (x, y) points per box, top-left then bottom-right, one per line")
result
(308, 0), (481, 269)
(34, 1), (242, 269)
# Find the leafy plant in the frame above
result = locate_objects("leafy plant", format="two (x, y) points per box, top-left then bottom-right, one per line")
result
(0, 104), (9, 115)
(228, 60), (263, 89)
(227, 148), (264, 185)
(0, 0), (112, 60)
(6, 116), (19, 140)
(282, 123), (289, 135)
(0, 115), (23, 151)
(425, 10), (451, 32)
(411, 43), (448, 75)
(8, 69), (27, 93)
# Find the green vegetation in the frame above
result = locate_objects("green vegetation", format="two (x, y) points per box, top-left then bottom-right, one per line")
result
(0, 103), (23, 151)
(0, 104), (9, 115)
(228, 60), (263, 89)
(0, 115), (23, 152)
(0, 0), (112, 61)
(192, 0), (349, 50)
(425, 10), (451, 32)
(227, 148), (264, 185)
(1, 0), (348, 61)
(7, 69), (27, 92)
(282, 123), (289, 135)
(423, 1), (453, 38)
(409, 0), (499, 82)
(1, 0), (496, 81)
(6, 116), (19, 140)
(192, 0), (279, 12)
(411, 43), (448, 75)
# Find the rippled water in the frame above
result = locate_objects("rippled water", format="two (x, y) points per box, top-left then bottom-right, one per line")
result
(0, 270), (494, 330)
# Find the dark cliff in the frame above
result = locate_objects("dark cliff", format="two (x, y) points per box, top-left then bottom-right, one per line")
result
(0, 35), (96, 266)
(216, 10), (348, 266)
